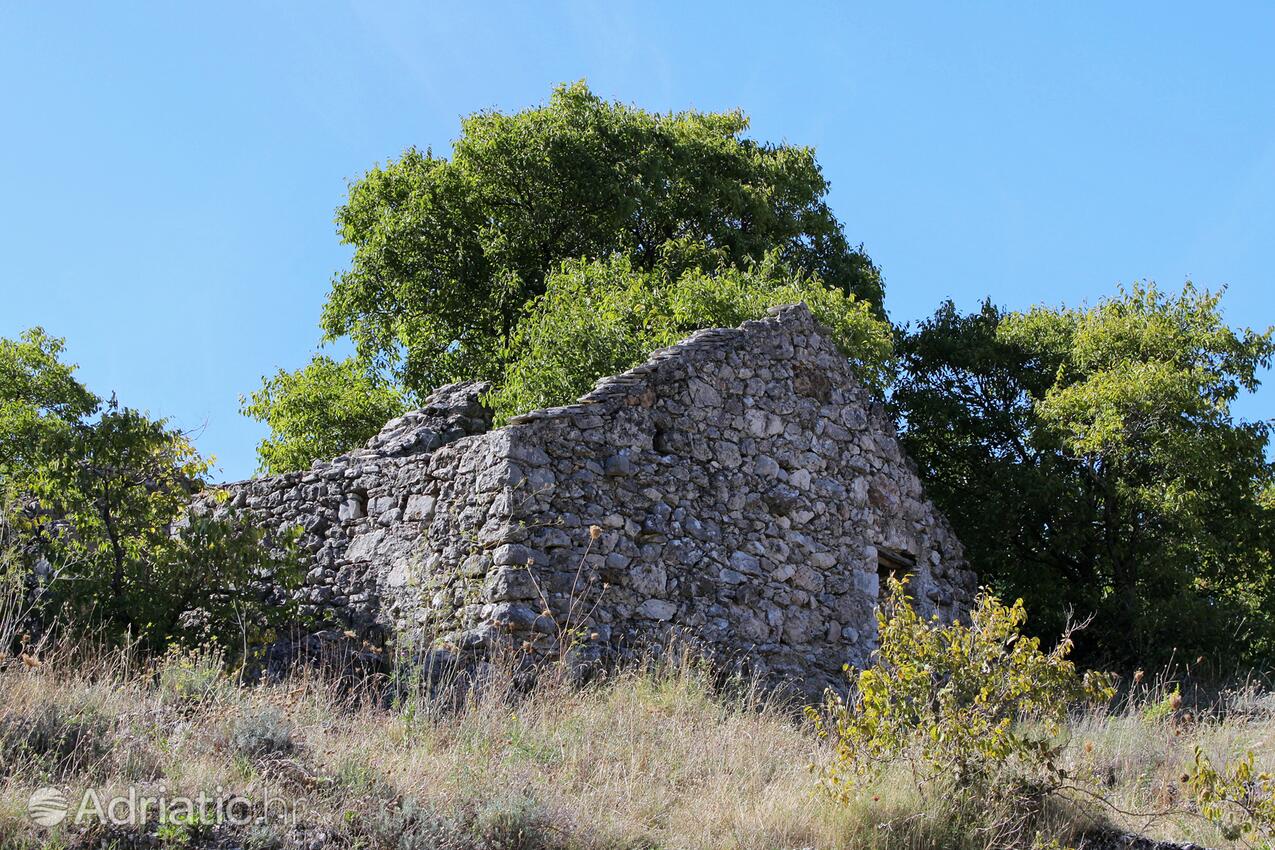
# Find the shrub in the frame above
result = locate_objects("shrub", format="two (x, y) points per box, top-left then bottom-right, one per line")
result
(894, 287), (1275, 669)
(145, 508), (308, 661)
(31, 506), (308, 663)
(1186, 746), (1275, 844)
(156, 643), (227, 706)
(244, 822), (286, 850)
(240, 354), (407, 474)
(340, 795), (567, 850)
(1139, 685), (1182, 724)
(226, 707), (296, 759)
(2, 327), (308, 661)
(808, 578), (1114, 810)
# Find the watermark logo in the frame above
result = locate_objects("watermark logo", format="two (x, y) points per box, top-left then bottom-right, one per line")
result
(25, 785), (302, 829)
(27, 787), (68, 827)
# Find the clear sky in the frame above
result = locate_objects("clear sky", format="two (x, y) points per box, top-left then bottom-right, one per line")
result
(2, 3), (1273, 481)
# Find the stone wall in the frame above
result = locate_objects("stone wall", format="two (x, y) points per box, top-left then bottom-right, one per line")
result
(199, 304), (975, 695)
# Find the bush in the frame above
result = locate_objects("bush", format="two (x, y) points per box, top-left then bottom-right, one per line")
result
(2, 327), (308, 661)
(894, 288), (1275, 669)
(156, 643), (227, 706)
(1186, 746), (1275, 845)
(227, 707), (296, 759)
(36, 505), (308, 663)
(153, 507), (308, 658)
(808, 578), (1114, 811)
(240, 354), (407, 474)
(340, 795), (568, 850)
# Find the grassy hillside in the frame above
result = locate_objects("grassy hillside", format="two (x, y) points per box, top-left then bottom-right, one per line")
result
(1, 645), (1270, 850)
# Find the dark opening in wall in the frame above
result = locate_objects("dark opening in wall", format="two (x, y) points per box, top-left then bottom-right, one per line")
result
(877, 547), (916, 592)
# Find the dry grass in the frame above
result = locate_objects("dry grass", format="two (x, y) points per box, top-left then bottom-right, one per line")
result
(0, 644), (1271, 850)
(1066, 679), (1275, 846)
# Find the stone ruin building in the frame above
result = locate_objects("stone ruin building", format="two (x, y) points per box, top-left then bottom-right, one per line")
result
(201, 304), (976, 696)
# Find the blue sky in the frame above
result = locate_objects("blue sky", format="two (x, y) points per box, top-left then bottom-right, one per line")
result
(2, 3), (1273, 481)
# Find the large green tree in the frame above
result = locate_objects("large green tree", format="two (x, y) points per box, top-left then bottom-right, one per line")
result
(247, 82), (882, 471)
(894, 284), (1275, 667)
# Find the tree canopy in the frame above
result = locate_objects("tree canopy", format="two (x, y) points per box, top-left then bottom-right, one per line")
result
(322, 81), (882, 395)
(894, 284), (1275, 666)
(245, 82), (883, 471)
(489, 253), (893, 422)
(240, 355), (406, 474)
(0, 328), (99, 474)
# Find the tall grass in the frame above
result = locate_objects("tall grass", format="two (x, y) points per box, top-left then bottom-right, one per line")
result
(0, 638), (1271, 849)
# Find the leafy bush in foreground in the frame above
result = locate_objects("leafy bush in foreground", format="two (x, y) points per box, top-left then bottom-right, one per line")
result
(809, 578), (1114, 810)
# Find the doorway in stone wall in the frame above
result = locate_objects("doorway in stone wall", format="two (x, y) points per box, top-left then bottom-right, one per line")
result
(877, 547), (916, 595)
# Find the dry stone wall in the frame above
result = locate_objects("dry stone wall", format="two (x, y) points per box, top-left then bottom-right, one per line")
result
(200, 304), (975, 695)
